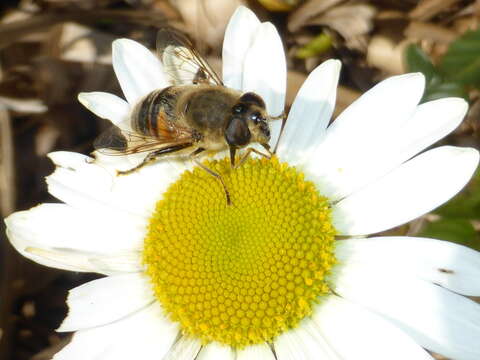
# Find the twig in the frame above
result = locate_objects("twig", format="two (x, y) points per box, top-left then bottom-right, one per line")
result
(0, 104), (14, 217)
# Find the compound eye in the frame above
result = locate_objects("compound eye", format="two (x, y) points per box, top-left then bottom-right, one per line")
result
(225, 116), (251, 147)
(250, 112), (261, 124)
(232, 104), (246, 114)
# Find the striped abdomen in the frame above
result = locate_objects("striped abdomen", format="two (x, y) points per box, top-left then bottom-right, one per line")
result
(130, 86), (180, 137)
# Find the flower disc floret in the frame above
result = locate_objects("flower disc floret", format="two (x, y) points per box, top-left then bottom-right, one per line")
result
(143, 157), (336, 348)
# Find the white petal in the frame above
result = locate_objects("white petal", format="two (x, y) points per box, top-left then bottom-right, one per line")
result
(222, 6), (261, 90)
(325, 73), (424, 145)
(78, 92), (130, 125)
(336, 237), (480, 296)
(5, 202), (144, 274)
(112, 39), (168, 105)
(401, 97), (468, 158)
(237, 344), (276, 360)
(305, 73), (425, 200)
(5, 203), (145, 253)
(275, 331), (307, 360)
(242, 22), (286, 117)
(58, 273), (153, 332)
(276, 60), (341, 166)
(333, 146), (479, 235)
(333, 268), (480, 360)
(275, 318), (339, 360)
(10, 244), (140, 275)
(46, 151), (183, 218)
(54, 302), (178, 360)
(311, 296), (433, 360)
(197, 343), (235, 360)
(88, 251), (142, 274)
(305, 96), (468, 201)
(5, 231), (99, 273)
(163, 336), (202, 360)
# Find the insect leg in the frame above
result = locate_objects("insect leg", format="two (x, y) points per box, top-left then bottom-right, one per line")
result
(270, 112), (286, 120)
(117, 143), (193, 176)
(234, 144), (272, 169)
(268, 113), (286, 153)
(190, 148), (231, 205)
(229, 146), (237, 168)
(260, 142), (273, 155)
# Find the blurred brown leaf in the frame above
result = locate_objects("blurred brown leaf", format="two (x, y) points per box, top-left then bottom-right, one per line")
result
(409, 0), (462, 21)
(288, 0), (345, 32)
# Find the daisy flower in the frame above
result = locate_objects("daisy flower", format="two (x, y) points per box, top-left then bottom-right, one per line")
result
(5, 6), (480, 360)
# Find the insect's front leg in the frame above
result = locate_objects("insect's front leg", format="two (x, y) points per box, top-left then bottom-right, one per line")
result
(117, 143), (193, 176)
(234, 144), (272, 169)
(270, 111), (286, 121)
(190, 148), (231, 205)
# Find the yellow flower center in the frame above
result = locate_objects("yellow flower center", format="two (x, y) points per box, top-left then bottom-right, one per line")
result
(143, 156), (336, 348)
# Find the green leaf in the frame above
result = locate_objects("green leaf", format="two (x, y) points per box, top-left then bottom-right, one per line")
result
(435, 168), (480, 219)
(296, 33), (332, 59)
(403, 44), (468, 102)
(419, 169), (480, 251)
(419, 218), (480, 251)
(423, 81), (469, 102)
(404, 44), (439, 84)
(438, 29), (480, 87)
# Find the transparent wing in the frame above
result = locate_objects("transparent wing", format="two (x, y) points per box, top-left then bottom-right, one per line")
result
(157, 28), (223, 86)
(94, 119), (195, 156)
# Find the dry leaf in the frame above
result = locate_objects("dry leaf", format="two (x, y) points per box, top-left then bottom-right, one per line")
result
(288, 0), (345, 32)
(0, 97), (47, 113)
(367, 35), (409, 75)
(405, 21), (457, 44)
(58, 23), (112, 64)
(409, 0), (462, 21)
(35, 124), (60, 156)
(173, 0), (245, 48)
(308, 4), (376, 51)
